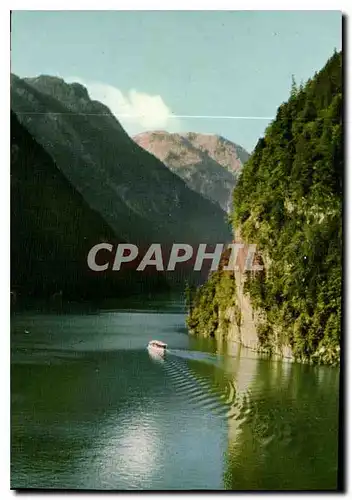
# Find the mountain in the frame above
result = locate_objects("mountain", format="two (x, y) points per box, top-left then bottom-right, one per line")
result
(11, 75), (231, 247)
(11, 111), (167, 300)
(133, 131), (249, 212)
(187, 51), (342, 365)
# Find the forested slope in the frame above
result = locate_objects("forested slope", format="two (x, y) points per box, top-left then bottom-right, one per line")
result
(187, 51), (342, 365)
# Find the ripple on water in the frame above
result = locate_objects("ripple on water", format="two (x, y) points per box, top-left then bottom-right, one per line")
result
(158, 352), (256, 428)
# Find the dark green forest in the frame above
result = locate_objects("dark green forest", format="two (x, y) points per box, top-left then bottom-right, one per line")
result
(11, 112), (168, 301)
(187, 51), (342, 365)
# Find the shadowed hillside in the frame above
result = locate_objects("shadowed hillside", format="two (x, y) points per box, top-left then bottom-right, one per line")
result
(11, 75), (231, 246)
(11, 111), (168, 301)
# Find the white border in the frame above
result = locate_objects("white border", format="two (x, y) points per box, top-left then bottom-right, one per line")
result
(3, 1), (349, 10)
(2, 2), (348, 499)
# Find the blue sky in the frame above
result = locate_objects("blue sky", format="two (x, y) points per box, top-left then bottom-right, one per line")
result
(11, 10), (342, 152)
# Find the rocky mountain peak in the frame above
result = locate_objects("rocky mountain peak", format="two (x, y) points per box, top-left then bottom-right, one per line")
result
(133, 130), (249, 212)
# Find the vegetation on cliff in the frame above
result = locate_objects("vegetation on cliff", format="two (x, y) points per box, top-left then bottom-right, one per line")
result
(186, 250), (239, 338)
(187, 51), (342, 365)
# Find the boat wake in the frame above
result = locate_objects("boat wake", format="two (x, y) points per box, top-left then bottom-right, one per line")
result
(166, 348), (223, 365)
(155, 350), (253, 424)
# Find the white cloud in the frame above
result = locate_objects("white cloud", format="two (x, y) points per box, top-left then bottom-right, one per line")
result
(66, 76), (181, 135)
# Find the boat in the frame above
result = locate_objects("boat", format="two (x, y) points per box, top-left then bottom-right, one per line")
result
(147, 340), (168, 355)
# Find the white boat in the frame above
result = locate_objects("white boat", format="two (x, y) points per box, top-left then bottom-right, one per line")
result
(147, 340), (168, 355)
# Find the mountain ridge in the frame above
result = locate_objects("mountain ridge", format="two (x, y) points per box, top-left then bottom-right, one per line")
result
(11, 74), (231, 247)
(133, 130), (249, 211)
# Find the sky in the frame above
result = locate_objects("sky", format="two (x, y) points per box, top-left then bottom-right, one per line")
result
(11, 10), (342, 152)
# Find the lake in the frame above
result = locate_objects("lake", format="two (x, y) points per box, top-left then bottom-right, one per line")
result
(11, 298), (340, 490)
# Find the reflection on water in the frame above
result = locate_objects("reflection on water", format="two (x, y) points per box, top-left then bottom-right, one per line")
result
(11, 301), (340, 490)
(221, 356), (339, 490)
(147, 348), (165, 364)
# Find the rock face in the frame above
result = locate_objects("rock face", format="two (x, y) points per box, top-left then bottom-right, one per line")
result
(134, 131), (249, 212)
(186, 239), (293, 360)
(11, 75), (231, 247)
(221, 263), (293, 361)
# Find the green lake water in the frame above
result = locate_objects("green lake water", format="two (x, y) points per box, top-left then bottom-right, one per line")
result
(11, 298), (340, 490)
